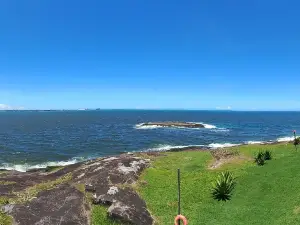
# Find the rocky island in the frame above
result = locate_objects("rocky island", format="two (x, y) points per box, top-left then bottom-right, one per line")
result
(137, 121), (205, 129)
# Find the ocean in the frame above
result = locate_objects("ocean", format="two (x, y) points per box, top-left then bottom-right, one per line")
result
(0, 110), (299, 172)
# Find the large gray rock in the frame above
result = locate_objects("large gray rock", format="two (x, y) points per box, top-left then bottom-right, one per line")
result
(107, 189), (153, 225)
(74, 155), (153, 224)
(3, 184), (89, 225)
(0, 154), (154, 225)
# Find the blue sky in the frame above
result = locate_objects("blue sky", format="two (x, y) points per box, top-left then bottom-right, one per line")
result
(1, 0), (300, 110)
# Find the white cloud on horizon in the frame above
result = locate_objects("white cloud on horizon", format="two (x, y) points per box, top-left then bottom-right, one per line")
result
(216, 106), (232, 110)
(0, 104), (24, 110)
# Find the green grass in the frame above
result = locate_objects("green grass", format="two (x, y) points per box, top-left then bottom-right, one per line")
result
(138, 143), (300, 225)
(0, 211), (12, 225)
(0, 197), (9, 205)
(74, 183), (126, 225)
(92, 205), (119, 225)
(0, 181), (16, 185)
(0, 171), (8, 176)
(91, 205), (131, 225)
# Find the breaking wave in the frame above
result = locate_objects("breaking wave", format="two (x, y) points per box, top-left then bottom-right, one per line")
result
(200, 123), (217, 129)
(246, 141), (265, 145)
(134, 124), (161, 129)
(2, 136), (297, 172)
(0, 157), (85, 172)
(146, 142), (241, 151)
(208, 143), (240, 148)
(276, 136), (296, 142)
(146, 136), (298, 152)
(146, 144), (206, 152)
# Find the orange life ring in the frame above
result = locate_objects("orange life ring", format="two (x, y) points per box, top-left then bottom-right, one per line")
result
(174, 215), (188, 225)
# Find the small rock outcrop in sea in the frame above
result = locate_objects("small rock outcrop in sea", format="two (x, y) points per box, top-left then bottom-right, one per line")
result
(139, 121), (205, 128)
(0, 154), (153, 225)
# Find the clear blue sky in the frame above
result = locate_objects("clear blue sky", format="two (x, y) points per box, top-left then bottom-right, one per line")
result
(1, 0), (300, 110)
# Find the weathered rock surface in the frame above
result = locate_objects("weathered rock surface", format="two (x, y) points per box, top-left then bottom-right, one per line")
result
(108, 198), (153, 225)
(0, 163), (82, 197)
(2, 185), (89, 225)
(0, 154), (154, 225)
(139, 121), (205, 128)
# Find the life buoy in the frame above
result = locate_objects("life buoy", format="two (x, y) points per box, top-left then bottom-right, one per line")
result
(174, 215), (188, 225)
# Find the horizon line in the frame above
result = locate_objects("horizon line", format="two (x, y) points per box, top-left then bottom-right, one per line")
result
(1, 109), (300, 112)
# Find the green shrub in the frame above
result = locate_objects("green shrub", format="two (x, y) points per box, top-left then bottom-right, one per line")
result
(294, 137), (300, 146)
(211, 171), (236, 201)
(264, 150), (272, 160)
(255, 152), (265, 166)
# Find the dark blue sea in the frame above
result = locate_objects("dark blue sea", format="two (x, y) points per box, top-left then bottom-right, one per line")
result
(0, 110), (299, 171)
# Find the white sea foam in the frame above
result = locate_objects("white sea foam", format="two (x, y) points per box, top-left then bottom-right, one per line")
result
(201, 123), (217, 129)
(246, 141), (265, 145)
(208, 143), (240, 148)
(135, 124), (161, 129)
(276, 136), (296, 142)
(146, 144), (205, 152)
(147, 142), (242, 151)
(211, 128), (230, 132)
(4, 135), (297, 172)
(0, 158), (83, 172)
(146, 137), (295, 152)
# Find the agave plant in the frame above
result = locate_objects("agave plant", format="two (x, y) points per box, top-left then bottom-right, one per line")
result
(293, 130), (299, 150)
(264, 150), (272, 160)
(294, 137), (300, 146)
(211, 171), (236, 201)
(255, 151), (265, 166)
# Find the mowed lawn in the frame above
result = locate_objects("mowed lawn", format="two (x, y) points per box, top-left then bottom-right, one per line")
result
(137, 143), (300, 225)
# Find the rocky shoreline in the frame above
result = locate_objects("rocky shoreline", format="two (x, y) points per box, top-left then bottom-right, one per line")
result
(0, 153), (156, 225)
(0, 140), (292, 225)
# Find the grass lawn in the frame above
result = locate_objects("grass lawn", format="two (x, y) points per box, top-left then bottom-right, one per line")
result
(92, 205), (121, 225)
(0, 212), (12, 225)
(91, 204), (132, 225)
(137, 143), (300, 225)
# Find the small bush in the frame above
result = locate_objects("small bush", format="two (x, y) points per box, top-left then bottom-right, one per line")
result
(294, 137), (300, 146)
(211, 171), (236, 201)
(264, 150), (272, 160)
(255, 152), (265, 166)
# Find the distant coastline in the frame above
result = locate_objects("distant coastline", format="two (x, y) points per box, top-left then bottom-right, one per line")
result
(1, 109), (300, 112)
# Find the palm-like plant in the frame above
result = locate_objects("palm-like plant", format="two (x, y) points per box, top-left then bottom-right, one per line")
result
(255, 151), (265, 166)
(293, 130), (299, 150)
(294, 137), (300, 146)
(211, 171), (236, 201)
(264, 150), (272, 160)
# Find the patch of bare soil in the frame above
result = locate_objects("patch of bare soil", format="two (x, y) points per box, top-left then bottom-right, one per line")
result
(209, 148), (249, 169)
